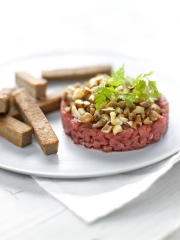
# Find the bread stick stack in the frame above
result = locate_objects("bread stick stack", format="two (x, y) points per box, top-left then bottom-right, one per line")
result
(0, 73), (62, 155)
(0, 65), (112, 155)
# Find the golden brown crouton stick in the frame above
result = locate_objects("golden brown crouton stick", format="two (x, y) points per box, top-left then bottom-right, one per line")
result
(42, 65), (112, 81)
(1, 88), (16, 106)
(13, 88), (59, 155)
(0, 88), (17, 113)
(0, 115), (33, 147)
(0, 94), (9, 113)
(36, 88), (65, 114)
(9, 88), (65, 119)
(8, 106), (22, 120)
(15, 72), (47, 99)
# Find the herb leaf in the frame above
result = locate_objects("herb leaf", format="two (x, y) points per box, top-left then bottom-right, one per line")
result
(147, 80), (161, 100)
(107, 65), (125, 86)
(93, 87), (112, 110)
(91, 65), (161, 110)
(120, 93), (138, 104)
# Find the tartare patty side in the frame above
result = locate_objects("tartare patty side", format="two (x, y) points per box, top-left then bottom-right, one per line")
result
(61, 95), (169, 152)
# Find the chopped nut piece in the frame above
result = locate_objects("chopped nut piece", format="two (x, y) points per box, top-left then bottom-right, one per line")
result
(88, 94), (95, 102)
(123, 107), (130, 117)
(149, 110), (160, 121)
(141, 112), (146, 119)
(129, 112), (136, 121)
(101, 124), (113, 133)
(67, 83), (81, 91)
(71, 104), (81, 119)
(84, 101), (91, 108)
(118, 113), (125, 118)
(78, 108), (86, 116)
(83, 101), (90, 108)
(65, 106), (71, 113)
(145, 108), (151, 117)
(67, 85), (75, 93)
(127, 121), (137, 130)
(110, 112), (116, 125)
(150, 103), (160, 113)
(115, 107), (123, 114)
(135, 106), (144, 114)
(73, 83), (81, 88)
(118, 101), (126, 109)
(102, 107), (115, 113)
(67, 94), (73, 102)
(110, 112), (122, 125)
(90, 107), (95, 115)
(74, 99), (84, 108)
(127, 103), (136, 110)
(86, 105), (91, 113)
(113, 125), (123, 135)
(84, 87), (92, 97)
(88, 76), (103, 88)
(72, 88), (84, 100)
(143, 117), (152, 125)
(101, 114), (110, 122)
(140, 100), (152, 108)
(92, 119), (107, 128)
(80, 112), (94, 123)
(90, 103), (95, 108)
(84, 94), (91, 101)
(135, 115), (142, 126)
(94, 111), (101, 122)
(118, 116), (128, 123)
(111, 102), (118, 108)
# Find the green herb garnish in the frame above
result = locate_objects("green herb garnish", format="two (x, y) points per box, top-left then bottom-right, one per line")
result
(91, 65), (161, 110)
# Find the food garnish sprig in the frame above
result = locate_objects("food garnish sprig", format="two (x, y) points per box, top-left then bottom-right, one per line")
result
(91, 65), (161, 110)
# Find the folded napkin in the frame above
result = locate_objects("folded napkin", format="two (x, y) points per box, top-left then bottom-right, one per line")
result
(33, 152), (180, 223)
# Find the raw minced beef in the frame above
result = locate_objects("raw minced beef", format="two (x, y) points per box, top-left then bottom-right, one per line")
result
(60, 95), (169, 152)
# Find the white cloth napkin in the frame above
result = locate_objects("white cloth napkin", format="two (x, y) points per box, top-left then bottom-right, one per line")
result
(33, 152), (180, 223)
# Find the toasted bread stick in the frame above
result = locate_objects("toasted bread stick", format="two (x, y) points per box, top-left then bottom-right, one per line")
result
(42, 65), (112, 81)
(9, 88), (64, 119)
(0, 88), (16, 113)
(8, 106), (22, 120)
(0, 94), (9, 113)
(36, 88), (64, 114)
(16, 72), (47, 99)
(0, 115), (33, 147)
(13, 88), (59, 155)
(1, 88), (16, 106)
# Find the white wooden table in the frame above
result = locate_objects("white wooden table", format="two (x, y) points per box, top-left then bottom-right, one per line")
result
(0, 0), (180, 239)
(1, 162), (180, 240)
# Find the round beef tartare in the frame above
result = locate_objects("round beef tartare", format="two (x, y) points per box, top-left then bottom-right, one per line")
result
(61, 66), (169, 152)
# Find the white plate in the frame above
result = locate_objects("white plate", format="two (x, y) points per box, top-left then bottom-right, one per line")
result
(0, 51), (179, 178)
